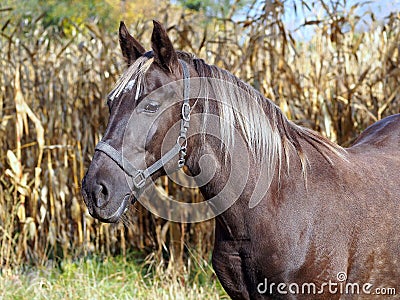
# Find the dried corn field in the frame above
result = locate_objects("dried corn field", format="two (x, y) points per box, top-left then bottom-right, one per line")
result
(1, 1), (399, 272)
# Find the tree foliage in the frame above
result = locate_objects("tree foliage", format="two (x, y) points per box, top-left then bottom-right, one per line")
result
(2, 0), (117, 35)
(178, 0), (252, 17)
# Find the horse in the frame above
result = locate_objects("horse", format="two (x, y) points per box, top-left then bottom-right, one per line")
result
(82, 20), (400, 299)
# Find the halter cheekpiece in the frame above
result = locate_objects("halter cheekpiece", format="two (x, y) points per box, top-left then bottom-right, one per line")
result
(95, 59), (191, 189)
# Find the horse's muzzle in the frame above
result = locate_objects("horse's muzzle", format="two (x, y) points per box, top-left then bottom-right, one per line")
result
(81, 171), (132, 223)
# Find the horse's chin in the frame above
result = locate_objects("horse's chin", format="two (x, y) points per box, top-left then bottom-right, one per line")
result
(95, 194), (136, 223)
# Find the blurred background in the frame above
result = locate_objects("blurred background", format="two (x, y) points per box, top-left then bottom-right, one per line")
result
(0, 0), (399, 298)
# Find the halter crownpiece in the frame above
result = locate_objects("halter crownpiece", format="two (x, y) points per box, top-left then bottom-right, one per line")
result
(95, 59), (191, 189)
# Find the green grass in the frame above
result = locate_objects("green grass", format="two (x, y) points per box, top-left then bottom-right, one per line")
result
(0, 254), (228, 300)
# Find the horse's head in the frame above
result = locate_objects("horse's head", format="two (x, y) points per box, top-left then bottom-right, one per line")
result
(82, 21), (197, 222)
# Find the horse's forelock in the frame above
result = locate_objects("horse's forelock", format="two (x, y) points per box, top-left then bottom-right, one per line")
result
(108, 56), (153, 102)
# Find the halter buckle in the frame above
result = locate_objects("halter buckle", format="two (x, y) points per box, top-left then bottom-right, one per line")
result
(182, 103), (190, 121)
(132, 171), (146, 189)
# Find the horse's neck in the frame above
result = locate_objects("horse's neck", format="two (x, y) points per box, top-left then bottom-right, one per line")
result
(186, 136), (280, 240)
(188, 130), (332, 241)
(184, 93), (340, 238)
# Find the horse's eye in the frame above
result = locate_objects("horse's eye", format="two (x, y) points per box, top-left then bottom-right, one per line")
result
(144, 102), (160, 113)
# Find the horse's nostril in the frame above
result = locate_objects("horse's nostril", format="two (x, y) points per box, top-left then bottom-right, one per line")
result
(95, 184), (108, 208)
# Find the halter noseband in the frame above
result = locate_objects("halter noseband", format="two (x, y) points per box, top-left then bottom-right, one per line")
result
(95, 60), (191, 189)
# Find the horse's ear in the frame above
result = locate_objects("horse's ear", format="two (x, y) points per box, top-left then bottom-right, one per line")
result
(119, 21), (145, 66)
(151, 20), (179, 74)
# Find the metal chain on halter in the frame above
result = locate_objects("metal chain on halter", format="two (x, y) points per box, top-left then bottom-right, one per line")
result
(177, 60), (191, 168)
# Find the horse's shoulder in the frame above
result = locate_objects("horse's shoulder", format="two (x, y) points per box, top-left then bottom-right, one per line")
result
(349, 114), (400, 151)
